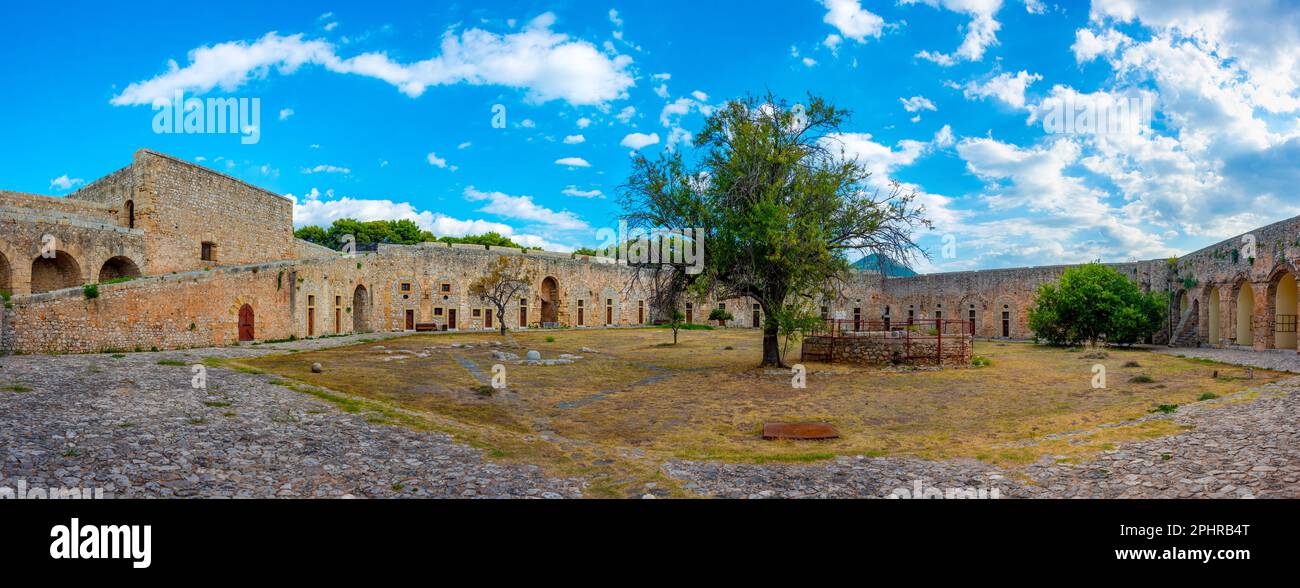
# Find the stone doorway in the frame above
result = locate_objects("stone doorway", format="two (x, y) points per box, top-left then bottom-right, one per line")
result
(352, 285), (369, 333)
(540, 276), (559, 325)
(238, 304), (255, 342)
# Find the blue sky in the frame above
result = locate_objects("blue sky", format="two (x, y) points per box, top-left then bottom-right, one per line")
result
(3, 0), (1299, 272)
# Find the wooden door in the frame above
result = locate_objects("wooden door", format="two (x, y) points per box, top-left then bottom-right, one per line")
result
(405, 309), (415, 331)
(448, 309), (457, 330)
(238, 305), (254, 342)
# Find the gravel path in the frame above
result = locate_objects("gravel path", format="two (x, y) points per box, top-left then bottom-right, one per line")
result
(0, 341), (584, 499)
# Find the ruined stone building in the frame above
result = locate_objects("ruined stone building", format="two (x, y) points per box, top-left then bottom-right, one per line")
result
(1, 149), (1297, 355)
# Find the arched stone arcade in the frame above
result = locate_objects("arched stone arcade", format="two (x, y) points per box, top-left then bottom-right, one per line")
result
(352, 284), (370, 333)
(97, 256), (142, 283)
(30, 251), (82, 294)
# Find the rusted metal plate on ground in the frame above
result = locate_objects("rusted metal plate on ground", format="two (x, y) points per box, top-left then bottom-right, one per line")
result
(762, 422), (840, 441)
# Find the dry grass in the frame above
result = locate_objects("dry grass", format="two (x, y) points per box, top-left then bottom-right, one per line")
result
(239, 328), (1287, 495)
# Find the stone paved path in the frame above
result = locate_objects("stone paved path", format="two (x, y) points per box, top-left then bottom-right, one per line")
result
(664, 370), (1300, 499)
(3, 336), (1297, 499)
(0, 340), (584, 499)
(1155, 346), (1300, 373)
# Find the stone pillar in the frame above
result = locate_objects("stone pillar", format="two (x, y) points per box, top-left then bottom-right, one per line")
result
(1253, 281), (1271, 351)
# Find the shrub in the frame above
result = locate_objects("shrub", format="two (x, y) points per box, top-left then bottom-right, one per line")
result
(546, 336), (556, 343)
(82, 284), (99, 299)
(1150, 404), (1179, 414)
(1028, 263), (1167, 347)
(1198, 392), (1218, 401)
(972, 356), (993, 368)
(708, 308), (734, 323)
(1129, 375), (1156, 384)
(1122, 360), (1141, 368)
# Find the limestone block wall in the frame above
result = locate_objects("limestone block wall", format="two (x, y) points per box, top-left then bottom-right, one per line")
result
(804, 334), (974, 367)
(1169, 214), (1300, 350)
(130, 150), (295, 274)
(0, 212), (146, 295)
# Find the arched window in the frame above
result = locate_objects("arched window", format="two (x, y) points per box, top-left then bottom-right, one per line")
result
(124, 200), (135, 229)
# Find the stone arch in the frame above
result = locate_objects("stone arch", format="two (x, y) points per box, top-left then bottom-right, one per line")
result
(238, 304), (255, 342)
(1233, 279), (1255, 347)
(0, 249), (10, 295)
(352, 284), (370, 333)
(97, 256), (141, 283)
(1267, 268), (1298, 351)
(1206, 285), (1222, 344)
(30, 251), (82, 294)
(540, 276), (560, 325)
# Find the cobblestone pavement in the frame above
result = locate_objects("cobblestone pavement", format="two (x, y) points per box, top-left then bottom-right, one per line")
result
(665, 374), (1300, 499)
(0, 341), (584, 499)
(3, 338), (1297, 499)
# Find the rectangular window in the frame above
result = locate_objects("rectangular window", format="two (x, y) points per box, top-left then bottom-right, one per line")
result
(200, 242), (215, 262)
(401, 283), (411, 292)
(441, 283), (451, 293)
(434, 307), (444, 316)
(472, 308), (482, 318)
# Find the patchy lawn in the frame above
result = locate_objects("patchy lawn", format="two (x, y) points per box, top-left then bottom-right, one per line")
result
(238, 328), (1286, 496)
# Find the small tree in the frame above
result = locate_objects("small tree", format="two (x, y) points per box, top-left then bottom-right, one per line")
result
(468, 257), (533, 336)
(667, 309), (686, 345)
(708, 307), (734, 326)
(1029, 263), (1167, 347)
(774, 298), (824, 361)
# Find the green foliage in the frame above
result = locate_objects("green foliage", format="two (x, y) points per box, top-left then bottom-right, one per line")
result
(1150, 404), (1179, 414)
(972, 356), (993, 368)
(620, 92), (930, 366)
(667, 309), (687, 344)
(773, 299), (824, 360)
(0, 291), (11, 302)
(1197, 392), (1218, 401)
(1028, 263), (1167, 347)
(707, 308), (734, 322)
(82, 284), (99, 299)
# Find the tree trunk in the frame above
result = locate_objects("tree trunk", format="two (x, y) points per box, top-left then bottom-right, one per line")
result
(761, 325), (784, 368)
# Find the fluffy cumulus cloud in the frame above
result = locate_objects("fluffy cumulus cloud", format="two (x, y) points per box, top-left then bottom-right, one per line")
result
(620, 132), (659, 150)
(289, 188), (575, 251)
(905, 0), (1005, 65)
(562, 186), (604, 199)
(554, 157), (591, 168)
(463, 186), (589, 231)
(957, 70), (1041, 109)
(48, 175), (84, 191)
(111, 13), (635, 108)
(820, 0), (887, 43)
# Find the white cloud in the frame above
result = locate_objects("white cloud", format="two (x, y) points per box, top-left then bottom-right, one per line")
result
(905, 0), (1004, 65)
(563, 134), (585, 144)
(562, 186), (604, 198)
(111, 14), (635, 108)
(900, 95), (937, 112)
(457, 142), (472, 149)
(575, 117), (592, 128)
(654, 84), (670, 98)
(615, 106), (637, 124)
(820, 0), (887, 43)
(608, 9), (624, 28)
(289, 190), (574, 251)
(278, 108), (294, 120)
(49, 175), (84, 191)
(1071, 28), (1130, 63)
(464, 186), (589, 231)
(302, 164), (351, 174)
(555, 157), (591, 168)
(426, 152), (448, 168)
(621, 132), (660, 150)
(802, 57), (818, 67)
(959, 70), (1042, 109)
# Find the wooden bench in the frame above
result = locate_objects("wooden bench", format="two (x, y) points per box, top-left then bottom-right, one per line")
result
(415, 323), (443, 332)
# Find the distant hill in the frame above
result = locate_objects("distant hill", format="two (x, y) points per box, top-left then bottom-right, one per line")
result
(852, 254), (918, 277)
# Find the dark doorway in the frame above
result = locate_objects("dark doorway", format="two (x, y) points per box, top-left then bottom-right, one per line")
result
(405, 309), (415, 331)
(1002, 308), (1011, 338)
(485, 309), (494, 329)
(238, 304), (255, 342)
(540, 277), (559, 324)
(352, 285), (369, 333)
(448, 308), (457, 330)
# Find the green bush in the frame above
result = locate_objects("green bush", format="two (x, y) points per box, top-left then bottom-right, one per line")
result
(82, 284), (99, 299)
(971, 356), (993, 368)
(1028, 263), (1167, 347)
(1198, 392), (1218, 401)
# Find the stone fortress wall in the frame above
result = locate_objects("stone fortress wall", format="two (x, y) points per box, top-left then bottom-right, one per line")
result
(1, 149), (1297, 355)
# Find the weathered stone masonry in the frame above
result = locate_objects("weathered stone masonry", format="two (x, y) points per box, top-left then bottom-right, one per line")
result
(1, 149), (1296, 355)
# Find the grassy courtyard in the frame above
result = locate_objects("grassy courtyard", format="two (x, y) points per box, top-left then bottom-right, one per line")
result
(237, 328), (1286, 497)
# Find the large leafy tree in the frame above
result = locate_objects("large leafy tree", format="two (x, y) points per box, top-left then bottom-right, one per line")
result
(295, 220), (535, 252)
(621, 93), (931, 366)
(1028, 263), (1168, 347)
